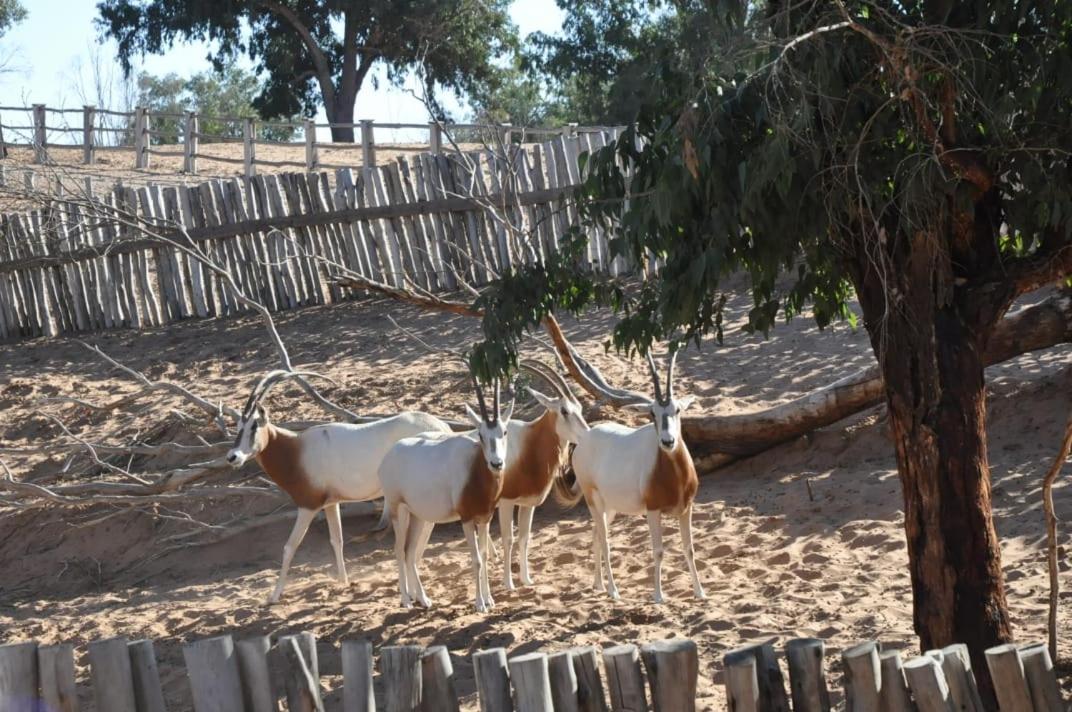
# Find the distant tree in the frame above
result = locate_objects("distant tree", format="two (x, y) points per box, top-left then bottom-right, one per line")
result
(524, 0), (712, 125)
(0, 0), (25, 37)
(97, 0), (518, 142)
(468, 60), (564, 129)
(136, 66), (298, 143)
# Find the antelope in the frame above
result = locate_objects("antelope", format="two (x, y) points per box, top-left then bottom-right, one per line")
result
(562, 351), (706, 603)
(403, 361), (590, 590)
(225, 370), (452, 604)
(378, 377), (512, 612)
(496, 360), (589, 590)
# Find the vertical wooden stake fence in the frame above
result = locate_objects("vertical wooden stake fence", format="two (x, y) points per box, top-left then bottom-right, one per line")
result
(184, 111), (199, 174)
(243, 118), (256, 178)
(0, 642), (38, 712)
(83, 105), (96, 165)
(430, 121), (442, 154)
(361, 119), (375, 167)
(305, 119), (318, 171)
(32, 104), (46, 163)
(134, 107), (149, 169)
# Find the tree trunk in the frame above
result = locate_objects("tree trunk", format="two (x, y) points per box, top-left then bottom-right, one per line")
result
(852, 247), (1014, 707)
(327, 99), (356, 143)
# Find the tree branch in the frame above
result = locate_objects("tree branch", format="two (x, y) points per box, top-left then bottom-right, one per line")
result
(256, 0), (337, 110)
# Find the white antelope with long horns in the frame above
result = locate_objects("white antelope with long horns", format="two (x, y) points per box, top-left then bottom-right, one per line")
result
(404, 361), (590, 590)
(378, 376), (512, 612)
(496, 360), (590, 590)
(563, 351), (705, 603)
(225, 370), (451, 604)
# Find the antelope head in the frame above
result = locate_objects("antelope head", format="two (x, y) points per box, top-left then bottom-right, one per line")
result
(464, 374), (513, 472)
(226, 370), (335, 467)
(519, 359), (589, 444)
(626, 350), (696, 452)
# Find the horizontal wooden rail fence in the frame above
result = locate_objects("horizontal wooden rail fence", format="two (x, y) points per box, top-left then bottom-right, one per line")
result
(0, 632), (1066, 711)
(0, 131), (631, 342)
(0, 103), (622, 177)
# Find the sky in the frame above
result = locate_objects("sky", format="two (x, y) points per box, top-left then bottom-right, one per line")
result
(0, 0), (565, 138)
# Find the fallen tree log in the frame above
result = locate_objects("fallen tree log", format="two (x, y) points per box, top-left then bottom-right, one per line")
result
(680, 291), (1072, 459)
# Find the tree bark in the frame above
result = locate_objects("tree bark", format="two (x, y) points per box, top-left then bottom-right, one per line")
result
(849, 232), (1015, 707)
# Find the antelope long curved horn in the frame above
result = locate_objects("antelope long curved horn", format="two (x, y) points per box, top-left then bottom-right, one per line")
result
(245, 369), (339, 415)
(472, 372), (490, 423)
(666, 349), (678, 400)
(645, 351), (664, 403)
(519, 360), (571, 401)
(493, 379), (501, 420)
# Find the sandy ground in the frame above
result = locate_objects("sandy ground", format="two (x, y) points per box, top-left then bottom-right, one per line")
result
(0, 284), (1070, 710)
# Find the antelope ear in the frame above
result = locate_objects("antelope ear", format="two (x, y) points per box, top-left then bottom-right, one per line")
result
(676, 396), (696, 412)
(525, 386), (554, 409)
(464, 404), (483, 426)
(501, 398), (515, 423)
(256, 404), (269, 422)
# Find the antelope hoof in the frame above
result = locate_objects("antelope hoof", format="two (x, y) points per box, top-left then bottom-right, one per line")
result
(694, 587), (707, 600)
(520, 573), (533, 586)
(417, 594), (432, 608)
(607, 587), (621, 601)
(474, 600), (488, 613)
(651, 592), (665, 605)
(401, 597), (413, 610)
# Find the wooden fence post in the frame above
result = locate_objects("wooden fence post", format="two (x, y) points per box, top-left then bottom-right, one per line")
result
(0, 641), (39, 712)
(723, 642), (789, 712)
(932, 644), (983, 712)
(984, 645), (1033, 712)
(184, 112), (199, 174)
(88, 637), (138, 712)
(569, 647), (608, 712)
(785, 638), (830, 712)
(32, 104), (46, 163)
(381, 645), (423, 712)
(243, 117), (256, 178)
(877, 651), (913, 712)
(134, 107), (149, 169)
(421, 645), (460, 712)
(235, 635), (275, 712)
(429, 122), (442, 154)
(182, 634), (246, 712)
(842, 641), (882, 712)
(342, 639), (376, 712)
(724, 648), (760, 712)
(640, 639), (698, 712)
(1019, 643), (1064, 712)
(361, 119), (375, 167)
(280, 634), (325, 712)
(548, 651), (580, 712)
(305, 119), (318, 171)
(37, 644), (77, 712)
(510, 653), (553, 712)
(500, 122), (513, 148)
(128, 639), (167, 712)
(602, 645), (648, 712)
(474, 648), (513, 712)
(83, 105), (96, 164)
(903, 655), (953, 712)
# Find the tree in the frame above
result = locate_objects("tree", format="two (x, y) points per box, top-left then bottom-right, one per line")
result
(96, 0), (518, 142)
(136, 66), (298, 143)
(524, 0), (714, 124)
(472, 0), (1072, 700)
(0, 0), (25, 37)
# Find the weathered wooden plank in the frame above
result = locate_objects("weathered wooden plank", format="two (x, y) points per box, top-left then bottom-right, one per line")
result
(250, 174), (297, 309)
(1019, 643), (1064, 712)
(381, 645), (422, 712)
(474, 648), (513, 712)
(641, 639), (698, 712)
(263, 174), (308, 306)
(183, 634), (246, 712)
(235, 635), (275, 712)
(179, 185), (216, 317)
(877, 651), (913, 712)
(843, 641), (882, 712)
(88, 636), (138, 712)
(421, 645), (460, 712)
(342, 639), (376, 712)
(984, 645), (1033, 712)
(509, 652), (553, 712)
(37, 644), (77, 712)
(569, 646), (608, 712)
(278, 173), (325, 304)
(279, 633), (324, 712)
(127, 639), (167, 712)
(0, 641), (39, 712)
(330, 169), (371, 282)
(165, 186), (209, 318)
(397, 157), (440, 289)
(382, 161), (428, 289)
(785, 638), (830, 712)
(602, 644), (647, 712)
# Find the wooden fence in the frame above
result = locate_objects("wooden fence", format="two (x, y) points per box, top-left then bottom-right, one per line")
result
(0, 131), (628, 341)
(0, 631), (1066, 711)
(0, 103), (616, 176)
